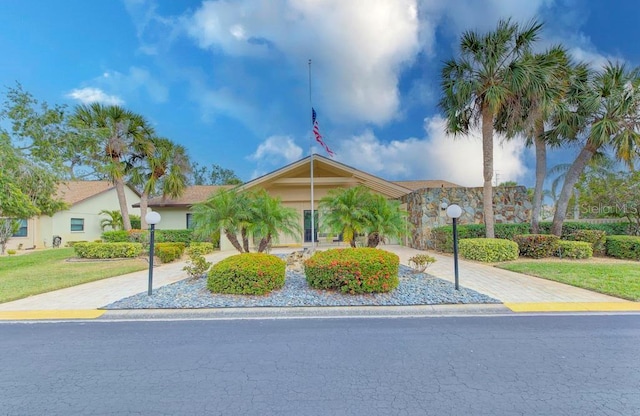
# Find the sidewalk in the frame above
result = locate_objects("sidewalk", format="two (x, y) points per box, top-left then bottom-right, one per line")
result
(0, 245), (638, 319)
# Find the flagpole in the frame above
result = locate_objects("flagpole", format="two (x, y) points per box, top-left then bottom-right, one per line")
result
(308, 58), (315, 252)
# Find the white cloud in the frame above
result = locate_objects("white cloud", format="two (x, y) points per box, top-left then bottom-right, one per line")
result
(185, 0), (422, 125)
(334, 116), (528, 186)
(248, 135), (304, 178)
(101, 67), (169, 103)
(65, 87), (124, 105)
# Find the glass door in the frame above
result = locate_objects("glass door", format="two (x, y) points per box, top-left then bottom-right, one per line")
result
(303, 210), (319, 242)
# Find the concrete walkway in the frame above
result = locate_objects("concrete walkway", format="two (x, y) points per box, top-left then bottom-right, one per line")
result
(0, 245), (638, 318)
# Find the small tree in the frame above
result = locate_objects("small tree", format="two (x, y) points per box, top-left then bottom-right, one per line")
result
(0, 219), (20, 255)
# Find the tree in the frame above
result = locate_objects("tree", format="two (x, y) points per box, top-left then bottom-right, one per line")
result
(248, 190), (301, 252)
(319, 186), (371, 247)
(71, 103), (154, 230)
(130, 137), (191, 229)
(495, 47), (574, 233)
(440, 19), (544, 238)
(362, 193), (410, 248)
(190, 162), (243, 185)
(578, 169), (640, 234)
(99, 209), (123, 231)
(191, 189), (251, 253)
(549, 63), (640, 235)
(0, 219), (20, 255)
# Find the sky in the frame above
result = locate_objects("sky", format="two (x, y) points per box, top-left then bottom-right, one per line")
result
(1, 0), (638, 187)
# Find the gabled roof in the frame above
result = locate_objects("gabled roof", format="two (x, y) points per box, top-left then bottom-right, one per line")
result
(239, 155), (413, 199)
(141, 185), (235, 208)
(56, 181), (139, 206)
(392, 180), (461, 190)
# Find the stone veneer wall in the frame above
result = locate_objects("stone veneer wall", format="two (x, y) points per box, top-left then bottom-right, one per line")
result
(402, 186), (532, 250)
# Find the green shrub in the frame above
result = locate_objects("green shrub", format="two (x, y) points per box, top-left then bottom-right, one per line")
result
(101, 230), (129, 242)
(156, 229), (193, 245)
(555, 240), (593, 259)
(183, 253), (212, 279)
(73, 242), (143, 259)
(154, 242), (186, 263)
(66, 240), (88, 247)
(304, 248), (399, 294)
(458, 238), (519, 262)
(538, 221), (630, 237)
(605, 235), (640, 260)
(186, 242), (215, 256)
(7, 249), (16, 255)
(513, 234), (560, 258)
(566, 230), (606, 255)
(408, 253), (436, 273)
(431, 223), (531, 252)
(208, 253), (286, 295)
(127, 230), (149, 245)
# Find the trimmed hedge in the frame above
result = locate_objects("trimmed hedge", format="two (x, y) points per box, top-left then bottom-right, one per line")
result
(605, 235), (640, 260)
(431, 223), (530, 252)
(555, 240), (593, 259)
(74, 242), (143, 259)
(102, 230), (129, 242)
(538, 221), (630, 237)
(154, 242), (186, 263)
(304, 248), (399, 294)
(155, 229), (193, 245)
(566, 230), (606, 255)
(186, 242), (215, 256)
(208, 253), (286, 295)
(513, 234), (560, 259)
(458, 238), (519, 262)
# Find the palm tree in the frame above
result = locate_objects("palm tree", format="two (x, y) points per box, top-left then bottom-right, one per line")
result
(319, 186), (371, 247)
(71, 103), (154, 230)
(248, 190), (301, 253)
(363, 194), (410, 248)
(549, 63), (640, 235)
(496, 47), (573, 233)
(191, 188), (251, 253)
(130, 137), (191, 229)
(99, 209), (123, 231)
(440, 19), (543, 238)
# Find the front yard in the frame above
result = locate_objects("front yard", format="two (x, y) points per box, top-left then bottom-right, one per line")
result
(0, 248), (148, 303)
(497, 258), (640, 301)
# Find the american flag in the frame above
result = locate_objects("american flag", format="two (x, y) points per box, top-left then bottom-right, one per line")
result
(312, 108), (335, 157)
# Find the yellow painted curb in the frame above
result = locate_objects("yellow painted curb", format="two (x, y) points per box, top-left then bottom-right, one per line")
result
(0, 310), (105, 321)
(505, 302), (640, 313)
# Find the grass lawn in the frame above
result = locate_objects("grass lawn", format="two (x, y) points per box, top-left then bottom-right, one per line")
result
(497, 259), (640, 301)
(0, 248), (148, 304)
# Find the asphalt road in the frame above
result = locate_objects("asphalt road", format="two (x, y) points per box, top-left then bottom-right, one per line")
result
(1, 315), (638, 416)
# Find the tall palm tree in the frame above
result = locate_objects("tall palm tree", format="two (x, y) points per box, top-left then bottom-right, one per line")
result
(549, 63), (640, 235)
(71, 103), (154, 230)
(248, 190), (301, 253)
(496, 47), (573, 233)
(319, 186), (371, 248)
(191, 188), (251, 253)
(130, 137), (191, 229)
(440, 19), (543, 238)
(363, 194), (410, 248)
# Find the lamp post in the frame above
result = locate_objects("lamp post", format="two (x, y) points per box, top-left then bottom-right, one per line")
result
(446, 204), (462, 290)
(145, 211), (161, 296)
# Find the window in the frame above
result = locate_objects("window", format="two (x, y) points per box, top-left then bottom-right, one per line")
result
(70, 218), (84, 232)
(12, 219), (28, 237)
(186, 213), (193, 229)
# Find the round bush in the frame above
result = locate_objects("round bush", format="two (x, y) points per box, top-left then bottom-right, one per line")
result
(513, 234), (559, 258)
(458, 238), (519, 262)
(207, 253), (286, 295)
(304, 248), (399, 294)
(556, 240), (593, 259)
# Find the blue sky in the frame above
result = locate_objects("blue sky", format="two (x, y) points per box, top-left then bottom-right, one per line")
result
(1, 0), (638, 186)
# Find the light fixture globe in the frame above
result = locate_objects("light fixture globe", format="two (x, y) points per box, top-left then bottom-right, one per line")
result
(440, 202), (449, 210)
(446, 204), (462, 219)
(145, 211), (161, 225)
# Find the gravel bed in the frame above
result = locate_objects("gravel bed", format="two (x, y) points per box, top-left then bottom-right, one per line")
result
(105, 264), (499, 309)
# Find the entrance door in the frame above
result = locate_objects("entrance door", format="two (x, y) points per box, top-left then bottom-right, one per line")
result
(304, 210), (319, 242)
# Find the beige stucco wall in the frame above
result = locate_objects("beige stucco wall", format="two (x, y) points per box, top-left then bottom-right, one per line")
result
(5, 187), (141, 251)
(149, 207), (190, 230)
